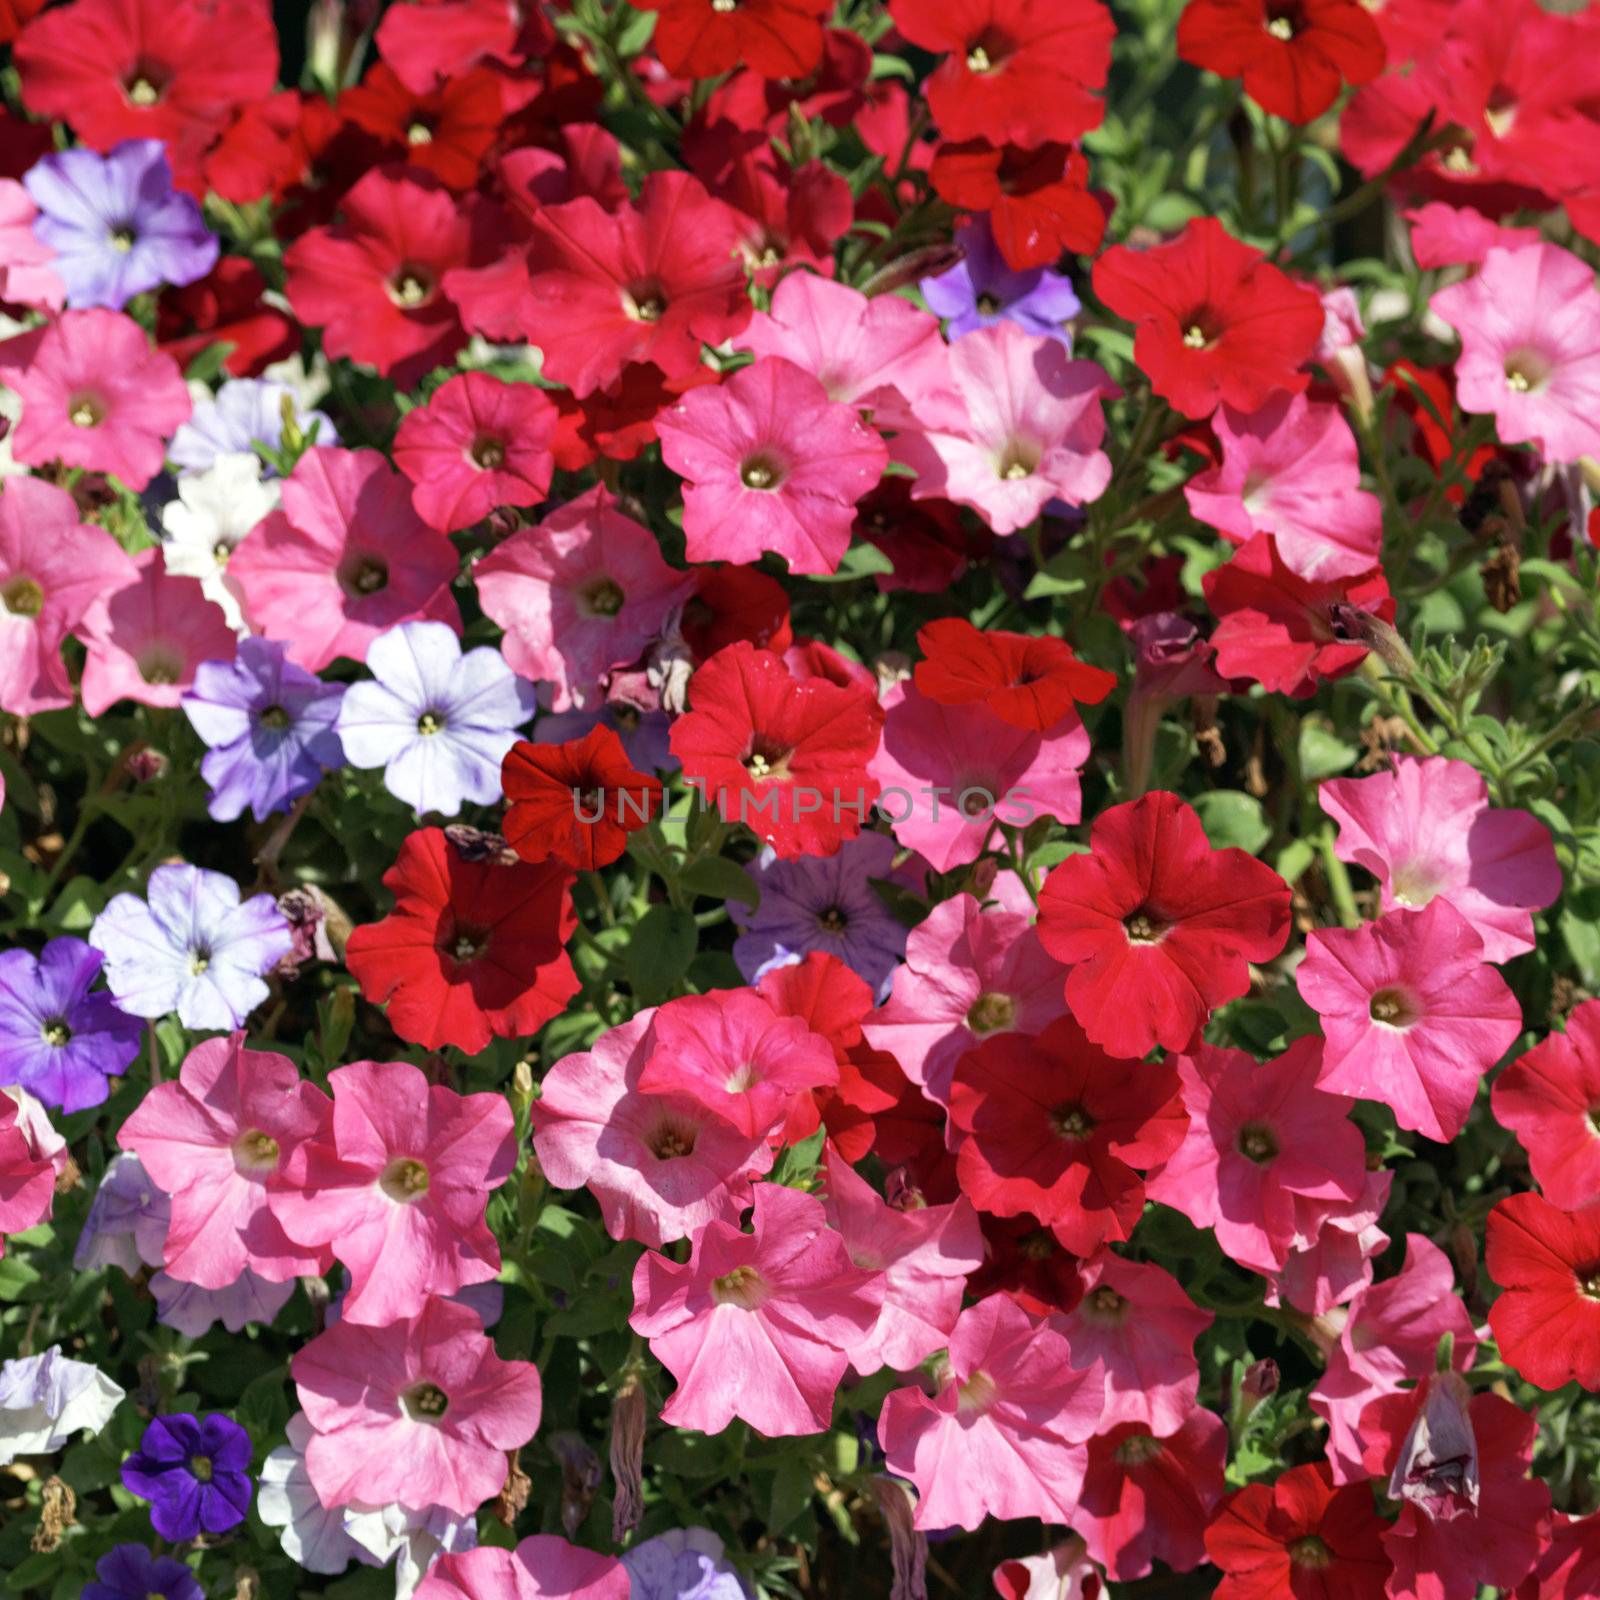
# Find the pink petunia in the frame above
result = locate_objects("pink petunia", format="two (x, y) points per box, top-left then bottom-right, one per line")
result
(77, 547), (237, 716)
(0, 308), (190, 489)
(0, 475), (135, 716)
(1492, 1000), (1600, 1210)
(529, 1009), (775, 1249)
(1298, 900), (1524, 1144)
(1405, 203), (1541, 270)
(0, 1093), (55, 1257)
(891, 320), (1116, 535)
(268, 1059), (516, 1327)
(229, 446), (461, 672)
(821, 1146), (984, 1376)
(862, 892), (1068, 1108)
(393, 371), (559, 534)
(868, 680), (1089, 874)
(629, 1182), (882, 1438)
(1182, 393), (1382, 580)
(1430, 241), (1600, 464)
(878, 1291), (1104, 1530)
(416, 1536), (629, 1600)
(0, 179), (64, 311)
(292, 1293), (542, 1516)
(1146, 1038), (1367, 1277)
(474, 487), (692, 711)
(1319, 755), (1561, 964)
(1269, 1167), (1393, 1318)
(117, 1033), (332, 1290)
(655, 355), (889, 575)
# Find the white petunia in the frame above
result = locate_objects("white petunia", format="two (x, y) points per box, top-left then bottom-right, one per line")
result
(0, 1346), (125, 1465)
(160, 452), (279, 631)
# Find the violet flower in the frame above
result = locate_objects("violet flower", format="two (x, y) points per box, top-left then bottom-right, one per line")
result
(83, 1545), (205, 1600)
(920, 217), (1081, 344)
(167, 378), (338, 477)
(624, 1528), (754, 1600)
(121, 1412), (253, 1540)
(73, 1151), (170, 1276)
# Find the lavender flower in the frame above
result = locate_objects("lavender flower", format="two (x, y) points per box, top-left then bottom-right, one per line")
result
(73, 1152), (170, 1276)
(89, 864), (293, 1030)
(623, 1528), (754, 1600)
(23, 139), (217, 310)
(83, 1544), (204, 1600)
(182, 637), (344, 822)
(733, 831), (909, 996)
(0, 937), (142, 1112)
(337, 620), (538, 817)
(0, 1346), (125, 1465)
(121, 1412), (252, 1540)
(152, 1267), (294, 1337)
(168, 378), (337, 476)
(920, 217), (1081, 344)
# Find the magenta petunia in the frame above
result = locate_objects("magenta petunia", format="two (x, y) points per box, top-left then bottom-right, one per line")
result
(415, 1536), (629, 1600)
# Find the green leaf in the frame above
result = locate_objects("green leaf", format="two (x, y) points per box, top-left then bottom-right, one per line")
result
(1298, 726), (1358, 781)
(1191, 791), (1271, 855)
(808, 542), (894, 582)
(624, 904), (697, 1002)
(677, 854), (760, 909)
(1561, 889), (1600, 988)
(769, 1453), (815, 1534)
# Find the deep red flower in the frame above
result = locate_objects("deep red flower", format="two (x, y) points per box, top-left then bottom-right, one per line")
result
(156, 259), (298, 378)
(853, 479), (985, 595)
(669, 642), (883, 860)
(203, 90), (310, 204)
(966, 1212), (1085, 1317)
(717, 155), (855, 288)
(1493, 1002), (1600, 1212)
(1177, 0), (1385, 125)
(1036, 790), (1292, 1059)
(1205, 1462), (1391, 1600)
(890, 0), (1115, 149)
(1517, 1512), (1600, 1600)
(345, 827), (579, 1054)
(338, 64), (503, 190)
(697, 27), (873, 134)
(1383, 361), (1501, 506)
(1092, 218), (1324, 418)
(948, 1015), (1187, 1255)
(636, 0), (833, 79)
(0, 107), (54, 183)
(914, 617), (1115, 732)
(501, 726), (663, 872)
(374, 0), (541, 95)
(1486, 1191), (1600, 1391)
(1, 0), (47, 47)
(1203, 533), (1394, 697)
(930, 141), (1107, 272)
(679, 566), (794, 664)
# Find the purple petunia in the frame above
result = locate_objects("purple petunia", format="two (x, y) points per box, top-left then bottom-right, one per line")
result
(0, 937), (143, 1113)
(920, 217), (1081, 344)
(73, 1152), (170, 1276)
(23, 139), (217, 311)
(121, 1412), (253, 1541)
(182, 637), (345, 823)
(167, 377), (339, 477)
(623, 1528), (754, 1600)
(83, 1544), (204, 1600)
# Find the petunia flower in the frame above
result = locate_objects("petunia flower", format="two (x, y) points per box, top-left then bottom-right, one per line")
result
(344, 1499), (479, 1600)
(0, 1346), (124, 1465)
(1486, 1191), (1600, 1391)
(913, 616), (1115, 731)
(920, 217), (1082, 343)
(622, 1528), (752, 1600)
(269, 1058), (516, 1327)
(0, 1092), (54, 1259)
(344, 827), (578, 1053)
(1036, 790), (1292, 1059)
(256, 1412), (376, 1578)
(339, 63), (503, 191)
(633, 0), (829, 77)
(121, 1412), (252, 1541)
(878, 1291), (1105, 1530)
(83, 1544), (205, 1600)
(23, 138), (216, 309)
(159, 452), (278, 631)
(117, 1033), (331, 1289)
(1269, 1166), (1392, 1318)
(0, 307), (191, 489)
(1492, 1001), (1600, 1210)
(89, 864), (293, 1031)
(167, 376), (337, 477)
(1320, 754), (1561, 965)
(73, 1152), (169, 1277)
(229, 446), (461, 673)
(992, 1538), (1101, 1600)
(502, 726), (664, 871)
(291, 1293), (543, 1517)
(0, 178), (65, 311)
(631, 1182), (882, 1438)
(0, 936), (142, 1113)
(151, 1267), (294, 1338)
(415, 1536), (629, 1600)
(1297, 899), (1524, 1144)
(656, 355), (889, 576)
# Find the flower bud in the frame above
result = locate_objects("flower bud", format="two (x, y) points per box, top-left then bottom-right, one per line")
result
(608, 1369), (648, 1543)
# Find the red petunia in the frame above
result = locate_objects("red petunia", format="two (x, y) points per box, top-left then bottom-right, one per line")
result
(636, 0), (833, 80)
(914, 616), (1115, 732)
(373, 0), (538, 95)
(929, 141), (1107, 272)
(345, 827), (579, 1054)
(1036, 790), (1292, 1059)
(338, 63), (503, 190)
(1205, 1461), (1391, 1600)
(669, 642), (883, 860)
(1203, 533), (1394, 697)
(1177, 0), (1386, 126)
(2, 0), (47, 47)
(1486, 1191), (1600, 1391)
(1092, 218), (1324, 419)
(679, 566), (793, 664)
(501, 726), (663, 872)
(948, 1014), (1187, 1255)
(890, 0), (1115, 149)
(156, 258), (297, 378)
(1492, 1001), (1600, 1212)
(854, 479), (988, 596)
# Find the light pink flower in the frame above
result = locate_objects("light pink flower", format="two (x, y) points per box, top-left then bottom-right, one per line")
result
(269, 1060), (516, 1327)
(878, 1292), (1104, 1530)
(474, 487), (692, 711)
(1309, 1234), (1478, 1482)
(1057, 1251), (1212, 1437)
(821, 1146), (984, 1376)
(416, 1536), (628, 1600)
(77, 547), (237, 716)
(0, 309), (190, 489)
(229, 446), (460, 672)
(629, 1182), (882, 1438)
(0, 475), (135, 716)
(1269, 1167), (1393, 1317)
(656, 356), (889, 576)
(1298, 899), (1524, 1144)
(1430, 240), (1600, 465)
(1183, 393), (1382, 580)
(117, 1033), (332, 1290)
(733, 270), (946, 428)
(1320, 754), (1561, 964)
(868, 680), (1088, 873)
(1146, 1038), (1367, 1276)
(862, 892), (1068, 1107)
(529, 1009), (774, 1249)
(891, 321), (1115, 535)
(292, 1294), (542, 1516)
(0, 180), (64, 311)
